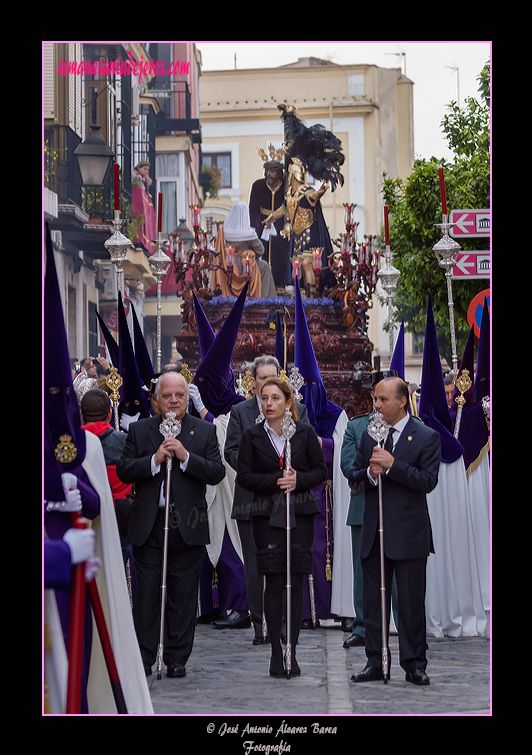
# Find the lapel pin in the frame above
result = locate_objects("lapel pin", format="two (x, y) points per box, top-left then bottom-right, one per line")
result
(189, 430), (195, 435)
(407, 435), (413, 441)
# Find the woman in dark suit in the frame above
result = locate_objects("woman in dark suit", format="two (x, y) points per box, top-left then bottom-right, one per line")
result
(236, 377), (327, 677)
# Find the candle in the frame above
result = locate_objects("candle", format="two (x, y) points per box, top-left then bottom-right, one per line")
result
(157, 192), (163, 233)
(191, 205), (201, 228)
(340, 233), (350, 254)
(225, 246), (234, 266)
(384, 205), (390, 247)
(114, 163), (120, 211)
(292, 259), (299, 279)
(312, 249), (321, 270)
(343, 202), (356, 228)
(438, 167), (447, 217)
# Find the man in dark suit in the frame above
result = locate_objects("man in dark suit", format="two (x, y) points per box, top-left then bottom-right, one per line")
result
(117, 372), (225, 678)
(222, 356), (308, 641)
(348, 377), (440, 685)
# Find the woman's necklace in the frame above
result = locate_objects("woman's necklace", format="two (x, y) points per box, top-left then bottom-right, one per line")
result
(265, 425), (287, 469)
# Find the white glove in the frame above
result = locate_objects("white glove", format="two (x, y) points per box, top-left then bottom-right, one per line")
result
(63, 527), (96, 564)
(61, 472), (77, 496)
(84, 557), (102, 582)
(45, 474), (82, 512)
(120, 412), (140, 431)
(188, 383), (205, 413)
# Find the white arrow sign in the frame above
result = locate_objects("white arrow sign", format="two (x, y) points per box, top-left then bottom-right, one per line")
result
(452, 251), (490, 279)
(454, 214), (475, 234)
(450, 209), (490, 238)
(455, 254), (476, 274)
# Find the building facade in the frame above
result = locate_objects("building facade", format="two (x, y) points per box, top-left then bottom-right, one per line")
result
(43, 42), (203, 369)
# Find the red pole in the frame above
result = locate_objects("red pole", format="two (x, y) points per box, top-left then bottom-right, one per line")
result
(69, 512), (128, 714)
(86, 579), (128, 713)
(65, 517), (87, 714)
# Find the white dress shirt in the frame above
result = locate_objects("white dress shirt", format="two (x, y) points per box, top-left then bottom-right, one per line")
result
(263, 419), (287, 458)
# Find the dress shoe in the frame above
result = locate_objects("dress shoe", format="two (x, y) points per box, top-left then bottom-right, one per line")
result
(197, 609), (227, 624)
(343, 633), (365, 648)
(405, 669), (430, 685)
(212, 610), (251, 629)
(351, 664), (389, 682)
(144, 663), (153, 677)
(166, 662), (186, 678)
(253, 635), (270, 645)
(341, 617), (354, 632)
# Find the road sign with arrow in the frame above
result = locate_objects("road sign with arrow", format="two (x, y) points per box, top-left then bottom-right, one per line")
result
(449, 209), (490, 238)
(451, 251), (490, 279)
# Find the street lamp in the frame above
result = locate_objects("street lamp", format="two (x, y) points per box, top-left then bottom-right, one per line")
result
(73, 124), (114, 187)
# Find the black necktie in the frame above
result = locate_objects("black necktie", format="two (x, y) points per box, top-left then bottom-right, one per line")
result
(384, 427), (395, 453)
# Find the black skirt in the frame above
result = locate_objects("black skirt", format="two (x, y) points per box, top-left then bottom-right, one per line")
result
(253, 514), (315, 574)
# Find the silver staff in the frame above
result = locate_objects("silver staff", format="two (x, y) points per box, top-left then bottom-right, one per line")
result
(433, 219), (461, 373)
(280, 410), (297, 678)
(367, 412), (391, 684)
(148, 233), (171, 373)
(307, 574), (318, 629)
(104, 211), (132, 296)
(155, 411), (182, 680)
(377, 245), (401, 360)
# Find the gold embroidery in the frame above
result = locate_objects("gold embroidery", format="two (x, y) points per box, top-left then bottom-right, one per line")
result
(324, 479), (333, 581)
(54, 434), (77, 464)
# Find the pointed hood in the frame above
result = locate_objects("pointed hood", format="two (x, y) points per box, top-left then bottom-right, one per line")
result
(117, 293), (151, 419)
(294, 276), (342, 437)
(474, 297), (490, 402)
(193, 283), (249, 417)
(193, 291), (216, 359)
(43, 222), (86, 471)
(130, 300), (154, 388)
(96, 309), (119, 367)
(389, 319), (405, 379)
(418, 295), (464, 463)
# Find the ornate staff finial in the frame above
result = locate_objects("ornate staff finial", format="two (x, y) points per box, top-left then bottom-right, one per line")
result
(288, 366), (304, 402)
(180, 364), (193, 385)
(106, 366), (123, 428)
(159, 411), (182, 441)
(242, 370), (253, 399)
(367, 412), (390, 447)
(453, 368), (473, 438)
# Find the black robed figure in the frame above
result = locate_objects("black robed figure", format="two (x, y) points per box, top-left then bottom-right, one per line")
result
(249, 145), (289, 288)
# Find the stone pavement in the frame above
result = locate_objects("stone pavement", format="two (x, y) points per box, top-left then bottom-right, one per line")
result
(146, 614), (491, 723)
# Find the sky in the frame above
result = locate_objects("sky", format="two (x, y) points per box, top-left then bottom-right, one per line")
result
(196, 41), (491, 163)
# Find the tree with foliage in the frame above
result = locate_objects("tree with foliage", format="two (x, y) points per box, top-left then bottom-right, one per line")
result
(381, 61), (490, 368)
